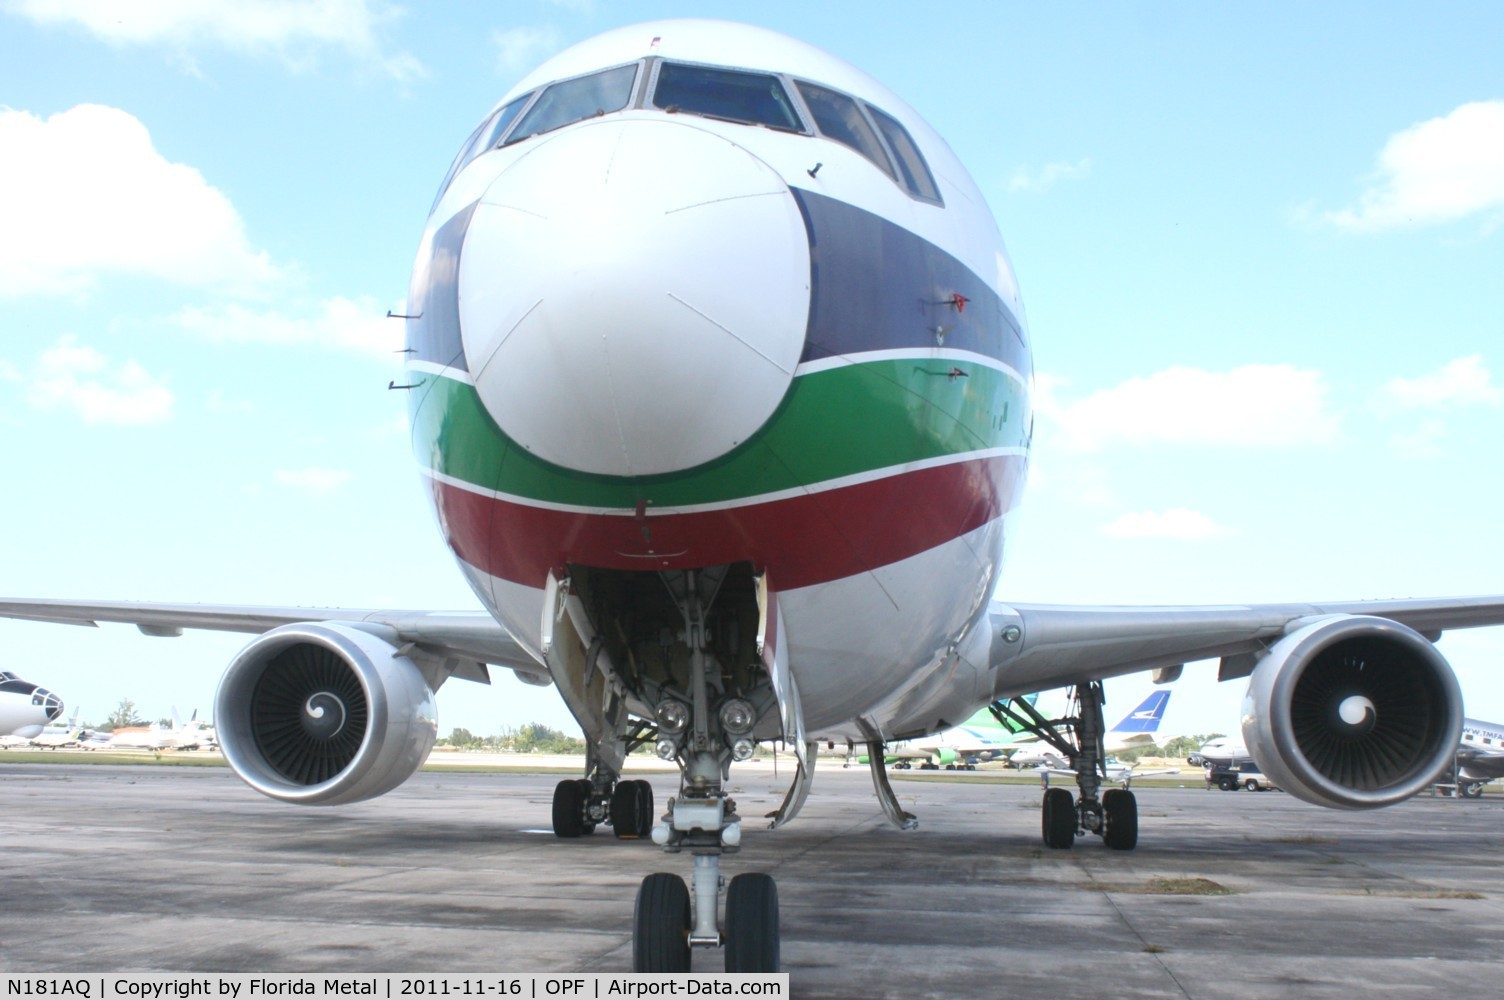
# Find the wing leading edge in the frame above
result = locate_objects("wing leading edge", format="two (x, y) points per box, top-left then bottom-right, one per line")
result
(0, 598), (548, 686)
(986, 596), (1504, 696)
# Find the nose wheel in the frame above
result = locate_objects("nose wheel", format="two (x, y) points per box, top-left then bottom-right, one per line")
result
(632, 869), (780, 973)
(633, 873), (692, 973)
(724, 873), (780, 973)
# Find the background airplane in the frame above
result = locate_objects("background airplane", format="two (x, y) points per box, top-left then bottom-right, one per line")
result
(29, 723), (86, 749)
(2, 14), (1503, 976)
(97, 710), (216, 751)
(862, 693), (1043, 769)
(1454, 717), (1504, 797)
(1008, 690), (1172, 768)
(0, 671), (64, 739)
(1191, 735), (1251, 768)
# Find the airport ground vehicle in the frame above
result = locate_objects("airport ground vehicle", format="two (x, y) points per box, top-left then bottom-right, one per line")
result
(1207, 760), (1279, 791)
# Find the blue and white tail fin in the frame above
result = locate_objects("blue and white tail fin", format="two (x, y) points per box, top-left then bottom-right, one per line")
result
(1110, 690), (1171, 734)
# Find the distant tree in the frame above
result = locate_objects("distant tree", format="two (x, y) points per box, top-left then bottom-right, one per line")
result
(499, 722), (585, 754)
(105, 698), (145, 731)
(445, 727), (480, 748)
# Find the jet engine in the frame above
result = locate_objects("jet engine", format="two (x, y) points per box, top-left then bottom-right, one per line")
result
(1241, 614), (1462, 809)
(215, 622), (438, 805)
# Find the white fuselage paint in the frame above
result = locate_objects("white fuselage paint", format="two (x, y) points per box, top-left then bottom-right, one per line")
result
(417, 20), (1028, 742)
(0, 674), (63, 739)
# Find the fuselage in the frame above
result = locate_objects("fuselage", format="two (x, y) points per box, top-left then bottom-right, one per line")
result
(406, 20), (1031, 739)
(0, 671), (64, 739)
(1458, 717), (1504, 782)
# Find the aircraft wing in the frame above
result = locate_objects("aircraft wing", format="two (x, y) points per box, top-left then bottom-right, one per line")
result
(0, 598), (548, 685)
(986, 596), (1504, 694)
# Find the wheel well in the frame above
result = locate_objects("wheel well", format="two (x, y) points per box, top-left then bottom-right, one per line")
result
(568, 562), (764, 705)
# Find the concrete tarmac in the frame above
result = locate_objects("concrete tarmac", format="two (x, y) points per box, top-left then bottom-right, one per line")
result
(2, 761), (1502, 998)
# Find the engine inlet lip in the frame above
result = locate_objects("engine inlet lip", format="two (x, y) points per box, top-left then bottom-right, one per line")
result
(1251, 614), (1462, 809)
(217, 623), (388, 804)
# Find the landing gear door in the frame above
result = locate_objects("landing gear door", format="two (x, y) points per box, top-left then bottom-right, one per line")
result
(540, 570), (624, 775)
(758, 574), (815, 828)
(756, 573), (803, 749)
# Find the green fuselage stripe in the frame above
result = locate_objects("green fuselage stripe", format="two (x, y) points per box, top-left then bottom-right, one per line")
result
(411, 357), (1030, 510)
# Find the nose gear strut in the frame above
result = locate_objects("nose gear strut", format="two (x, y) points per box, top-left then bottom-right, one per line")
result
(634, 569), (781, 972)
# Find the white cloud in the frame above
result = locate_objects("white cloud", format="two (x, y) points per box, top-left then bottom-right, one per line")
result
(493, 25), (563, 76)
(170, 295), (404, 358)
(25, 334), (174, 425)
(1380, 354), (1501, 409)
(1321, 100), (1504, 231)
(1390, 417), (1448, 460)
(1007, 157), (1091, 194)
(275, 467), (352, 495)
(3, 0), (423, 80)
(1039, 364), (1339, 453)
(1101, 508), (1236, 541)
(0, 104), (280, 298)
(205, 389), (256, 415)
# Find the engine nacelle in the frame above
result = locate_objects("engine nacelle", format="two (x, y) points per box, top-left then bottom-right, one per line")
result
(1241, 614), (1462, 809)
(215, 622), (438, 806)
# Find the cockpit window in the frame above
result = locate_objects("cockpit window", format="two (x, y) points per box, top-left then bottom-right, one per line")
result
(507, 63), (639, 145)
(866, 105), (942, 204)
(795, 81), (895, 181)
(479, 95), (532, 152)
(432, 93), (533, 211)
(653, 63), (803, 132)
(432, 121), (486, 211)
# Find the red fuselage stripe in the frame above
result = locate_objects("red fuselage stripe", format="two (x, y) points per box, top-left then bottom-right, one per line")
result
(433, 455), (1024, 590)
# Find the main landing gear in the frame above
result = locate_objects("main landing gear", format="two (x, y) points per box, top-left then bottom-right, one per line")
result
(552, 734), (658, 840)
(994, 681), (1139, 851)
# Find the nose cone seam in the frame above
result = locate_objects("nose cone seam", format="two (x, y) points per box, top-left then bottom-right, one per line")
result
(457, 119), (810, 478)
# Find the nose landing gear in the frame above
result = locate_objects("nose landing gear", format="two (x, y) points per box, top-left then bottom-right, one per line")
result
(631, 570), (781, 973)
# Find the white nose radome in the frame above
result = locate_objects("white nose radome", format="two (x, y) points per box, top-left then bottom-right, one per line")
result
(457, 119), (810, 478)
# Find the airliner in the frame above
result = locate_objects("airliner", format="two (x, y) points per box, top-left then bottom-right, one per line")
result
(864, 692), (1044, 769)
(0, 671), (64, 739)
(3, 20), (1504, 973)
(1007, 690), (1171, 768)
(1455, 718), (1504, 797)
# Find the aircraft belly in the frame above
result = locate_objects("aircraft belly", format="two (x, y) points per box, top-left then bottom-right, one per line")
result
(781, 520), (1004, 734)
(448, 514), (1006, 737)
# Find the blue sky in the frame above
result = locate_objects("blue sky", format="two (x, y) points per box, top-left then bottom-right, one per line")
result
(2, 1), (1502, 745)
